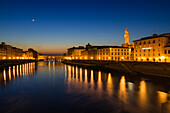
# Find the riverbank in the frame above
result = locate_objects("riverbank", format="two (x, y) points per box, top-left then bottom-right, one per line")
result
(63, 60), (170, 78)
(0, 60), (37, 69)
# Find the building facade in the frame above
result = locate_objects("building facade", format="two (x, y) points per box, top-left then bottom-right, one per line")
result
(0, 42), (23, 60)
(97, 46), (130, 61)
(133, 33), (170, 62)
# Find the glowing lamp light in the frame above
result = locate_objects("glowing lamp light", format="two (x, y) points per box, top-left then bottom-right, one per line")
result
(8, 57), (11, 59)
(122, 57), (124, 59)
(160, 56), (165, 60)
(91, 57), (93, 59)
(99, 57), (101, 60)
(85, 57), (87, 59)
(108, 57), (110, 59)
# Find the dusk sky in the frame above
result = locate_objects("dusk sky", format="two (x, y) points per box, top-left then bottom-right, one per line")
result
(0, 0), (170, 54)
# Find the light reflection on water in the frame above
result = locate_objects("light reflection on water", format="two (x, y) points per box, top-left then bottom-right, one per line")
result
(0, 61), (169, 113)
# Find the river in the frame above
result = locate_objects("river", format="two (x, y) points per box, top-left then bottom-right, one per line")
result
(0, 61), (169, 113)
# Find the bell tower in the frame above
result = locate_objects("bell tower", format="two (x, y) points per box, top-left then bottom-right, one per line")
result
(124, 28), (129, 44)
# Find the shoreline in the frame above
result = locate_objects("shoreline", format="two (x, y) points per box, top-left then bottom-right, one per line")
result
(0, 60), (37, 69)
(63, 60), (170, 78)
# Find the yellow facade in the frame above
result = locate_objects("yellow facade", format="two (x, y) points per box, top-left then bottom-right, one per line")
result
(97, 47), (130, 61)
(133, 34), (170, 62)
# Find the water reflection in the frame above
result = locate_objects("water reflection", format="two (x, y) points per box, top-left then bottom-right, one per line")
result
(65, 65), (170, 113)
(0, 62), (36, 86)
(0, 63), (169, 113)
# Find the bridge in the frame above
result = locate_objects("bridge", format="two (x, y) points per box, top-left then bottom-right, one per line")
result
(38, 54), (64, 61)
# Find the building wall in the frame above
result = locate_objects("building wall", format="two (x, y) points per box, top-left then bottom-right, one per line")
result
(97, 48), (130, 61)
(134, 36), (170, 62)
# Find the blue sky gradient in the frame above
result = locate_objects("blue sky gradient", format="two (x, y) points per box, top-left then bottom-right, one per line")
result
(0, 0), (170, 54)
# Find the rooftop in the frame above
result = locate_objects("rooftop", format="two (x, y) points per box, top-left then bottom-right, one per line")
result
(133, 33), (170, 42)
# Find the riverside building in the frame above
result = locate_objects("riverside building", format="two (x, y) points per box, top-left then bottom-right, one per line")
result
(133, 33), (170, 62)
(66, 28), (133, 61)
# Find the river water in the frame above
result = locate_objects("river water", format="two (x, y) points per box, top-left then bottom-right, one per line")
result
(0, 61), (169, 113)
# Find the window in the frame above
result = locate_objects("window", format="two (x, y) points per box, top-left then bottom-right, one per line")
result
(118, 49), (119, 51)
(136, 42), (137, 44)
(136, 50), (137, 52)
(106, 52), (108, 55)
(147, 58), (149, 61)
(111, 57), (113, 60)
(158, 53), (160, 56)
(153, 53), (155, 56)
(111, 52), (113, 55)
(121, 52), (123, 55)
(115, 49), (117, 51)
(115, 57), (117, 60)
(148, 49), (150, 52)
(140, 54), (141, 56)
(168, 50), (170, 54)
(144, 41), (146, 44)
(139, 42), (142, 45)
(115, 52), (117, 55)
(103, 53), (105, 55)
(136, 54), (137, 56)
(158, 44), (160, 46)
(153, 49), (155, 51)
(165, 50), (167, 54)
(121, 49), (123, 51)
(124, 53), (126, 55)
(118, 53), (119, 55)
(140, 50), (141, 52)
(148, 54), (150, 56)
(148, 41), (150, 44)
(144, 54), (145, 56)
(127, 53), (129, 55)
(153, 40), (155, 43)
(144, 50), (145, 52)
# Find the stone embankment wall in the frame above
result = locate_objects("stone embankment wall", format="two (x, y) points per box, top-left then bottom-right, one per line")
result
(63, 60), (170, 77)
(0, 60), (36, 69)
